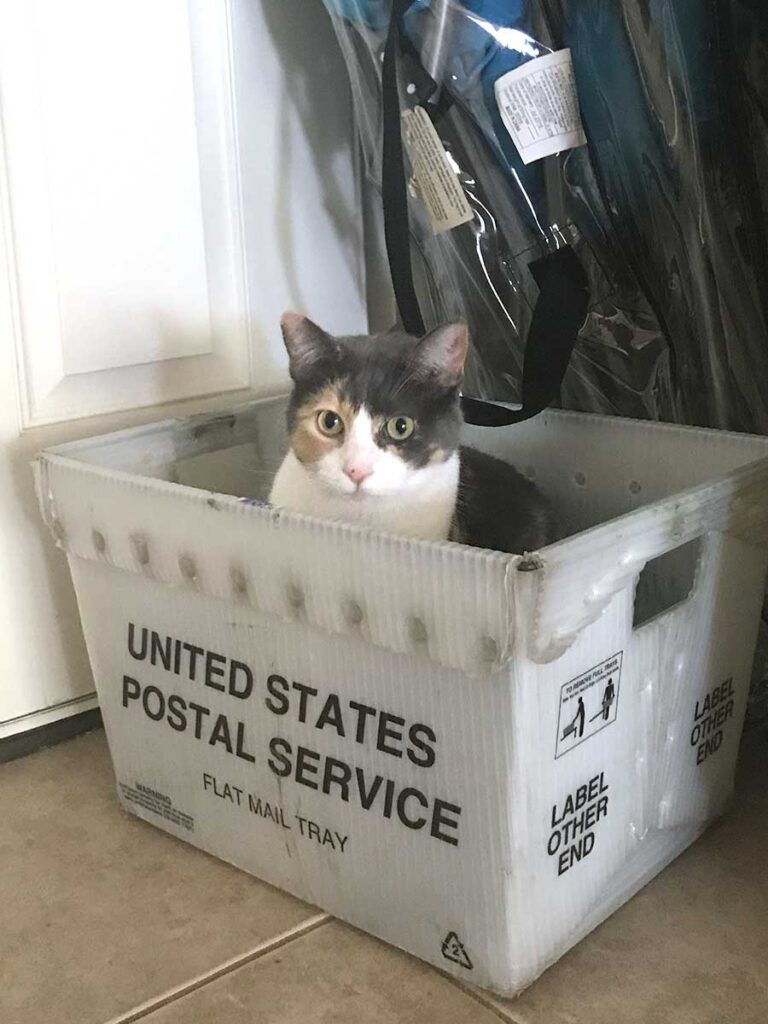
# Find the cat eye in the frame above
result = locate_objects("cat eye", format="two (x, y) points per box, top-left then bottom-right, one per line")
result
(386, 415), (415, 441)
(316, 409), (344, 437)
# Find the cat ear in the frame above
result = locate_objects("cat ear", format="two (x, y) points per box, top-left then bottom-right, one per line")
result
(280, 312), (336, 381)
(413, 322), (469, 386)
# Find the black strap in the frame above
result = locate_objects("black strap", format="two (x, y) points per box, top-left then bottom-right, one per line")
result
(460, 247), (589, 425)
(381, 0), (589, 426)
(382, 0), (425, 336)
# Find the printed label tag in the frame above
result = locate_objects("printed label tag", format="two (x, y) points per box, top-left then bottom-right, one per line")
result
(494, 48), (587, 165)
(402, 106), (473, 234)
(555, 652), (622, 759)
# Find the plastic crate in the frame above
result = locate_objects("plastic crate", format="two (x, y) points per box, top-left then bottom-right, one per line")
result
(35, 396), (768, 995)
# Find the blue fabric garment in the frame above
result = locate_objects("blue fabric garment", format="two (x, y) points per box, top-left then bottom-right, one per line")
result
(562, 0), (768, 430)
(321, 0), (427, 31)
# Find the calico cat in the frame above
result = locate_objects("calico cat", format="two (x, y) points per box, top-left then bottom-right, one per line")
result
(269, 312), (558, 554)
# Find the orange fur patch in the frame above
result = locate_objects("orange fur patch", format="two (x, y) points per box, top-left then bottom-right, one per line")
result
(291, 382), (354, 464)
(428, 447), (449, 465)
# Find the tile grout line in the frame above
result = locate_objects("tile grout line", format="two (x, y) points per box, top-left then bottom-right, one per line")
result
(441, 972), (529, 1024)
(102, 913), (332, 1024)
(462, 987), (529, 1024)
(331, 921), (527, 1022)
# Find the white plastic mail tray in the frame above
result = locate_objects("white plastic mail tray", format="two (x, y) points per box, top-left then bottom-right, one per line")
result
(35, 397), (768, 995)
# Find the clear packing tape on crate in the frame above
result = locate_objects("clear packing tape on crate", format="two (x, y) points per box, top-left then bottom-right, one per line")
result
(322, 0), (768, 719)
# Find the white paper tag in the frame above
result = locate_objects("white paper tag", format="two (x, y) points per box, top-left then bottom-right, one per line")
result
(402, 106), (473, 235)
(494, 48), (586, 165)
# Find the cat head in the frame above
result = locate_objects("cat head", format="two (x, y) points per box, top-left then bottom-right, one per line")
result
(280, 312), (468, 500)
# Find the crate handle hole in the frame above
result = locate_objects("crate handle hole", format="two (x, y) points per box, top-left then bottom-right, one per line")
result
(633, 537), (702, 630)
(179, 554), (198, 583)
(408, 616), (428, 646)
(231, 567), (248, 598)
(131, 534), (150, 567)
(287, 582), (305, 615)
(345, 600), (364, 627)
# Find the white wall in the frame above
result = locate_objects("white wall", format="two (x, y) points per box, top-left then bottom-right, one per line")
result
(0, 0), (367, 736)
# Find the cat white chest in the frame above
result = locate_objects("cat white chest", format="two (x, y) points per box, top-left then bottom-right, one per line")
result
(269, 451), (459, 542)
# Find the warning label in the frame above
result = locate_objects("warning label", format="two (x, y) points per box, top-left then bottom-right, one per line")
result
(495, 48), (587, 165)
(120, 781), (195, 832)
(402, 106), (474, 235)
(555, 652), (622, 759)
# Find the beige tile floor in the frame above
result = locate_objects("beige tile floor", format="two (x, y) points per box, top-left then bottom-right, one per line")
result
(1, 727), (766, 1024)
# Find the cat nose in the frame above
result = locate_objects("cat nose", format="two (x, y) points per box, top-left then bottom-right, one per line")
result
(343, 463), (373, 485)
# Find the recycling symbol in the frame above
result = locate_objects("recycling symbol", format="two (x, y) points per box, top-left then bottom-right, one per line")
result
(441, 931), (473, 970)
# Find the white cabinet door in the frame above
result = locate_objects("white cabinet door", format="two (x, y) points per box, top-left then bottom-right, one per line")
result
(0, 0), (366, 737)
